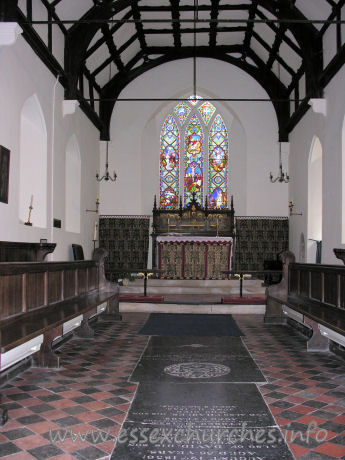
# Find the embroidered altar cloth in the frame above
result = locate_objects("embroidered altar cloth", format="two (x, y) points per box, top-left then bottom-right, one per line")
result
(157, 236), (232, 280)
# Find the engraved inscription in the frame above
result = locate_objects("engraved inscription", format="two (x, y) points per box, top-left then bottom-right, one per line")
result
(164, 362), (230, 379)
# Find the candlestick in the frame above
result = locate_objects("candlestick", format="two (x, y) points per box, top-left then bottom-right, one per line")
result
(93, 221), (98, 241)
(25, 195), (34, 226)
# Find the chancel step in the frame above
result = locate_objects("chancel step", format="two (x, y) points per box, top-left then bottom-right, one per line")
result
(120, 279), (265, 296)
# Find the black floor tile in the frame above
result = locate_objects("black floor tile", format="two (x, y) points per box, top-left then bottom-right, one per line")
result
(2, 427), (34, 440)
(28, 443), (64, 460)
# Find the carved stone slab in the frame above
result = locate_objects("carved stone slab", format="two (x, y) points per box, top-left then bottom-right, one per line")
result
(130, 336), (265, 383)
(111, 383), (293, 459)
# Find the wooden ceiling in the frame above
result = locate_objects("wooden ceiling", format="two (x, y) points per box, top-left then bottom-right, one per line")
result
(4, 0), (345, 140)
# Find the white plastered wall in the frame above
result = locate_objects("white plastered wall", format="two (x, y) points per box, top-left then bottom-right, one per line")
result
(100, 58), (288, 217)
(0, 34), (100, 260)
(289, 64), (345, 264)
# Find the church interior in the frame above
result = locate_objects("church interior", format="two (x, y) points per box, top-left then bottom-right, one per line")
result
(1, 0), (345, 459)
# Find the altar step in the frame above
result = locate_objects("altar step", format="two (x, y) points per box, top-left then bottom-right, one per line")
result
(119, 278), (266, 296)
(119, 279), (266, 314)
(119, 303), (265, 315)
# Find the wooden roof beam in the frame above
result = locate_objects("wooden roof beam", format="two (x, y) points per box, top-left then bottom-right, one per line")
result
(252, 31), (295, 75)
(255, 9), (303, 57)
(132, 0), (147, 54)
(99, 47), (290, 141)
(319, 0), (345, 36)
(85, 10), (132, 59)
(266, 23), (287, 70)
(101, 23), (125, 73)
(92, 33), (137, 76)
(139, 4), (250, 13)
(170, 0), (181, 48)
(144, 26), (246, 35)
(209, 0), (220, 48)
(242, 0), (259, 59)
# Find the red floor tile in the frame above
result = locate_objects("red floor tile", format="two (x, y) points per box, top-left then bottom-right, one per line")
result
(289, 444), (310, 458)
(313, 441), (345, 457)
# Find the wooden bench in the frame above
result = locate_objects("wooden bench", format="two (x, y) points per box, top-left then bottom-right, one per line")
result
(265, 251), (345, 352)
(0, 248), (120, 370)
(0, 240), (56, 261)
(0, 248), (120, 425)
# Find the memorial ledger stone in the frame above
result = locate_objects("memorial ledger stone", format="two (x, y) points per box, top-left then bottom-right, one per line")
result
(111, 336), (293, 459)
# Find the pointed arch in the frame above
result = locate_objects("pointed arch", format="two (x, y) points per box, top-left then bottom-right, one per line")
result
(65, 135), (81, 232)
(160, 115), (179, 209)
(342, 116), (345, 243)
(184, 114), (204, 206)
(307, 136), (323, 263)
(209, 115), (228, 209)
(19, 94), (47, 227)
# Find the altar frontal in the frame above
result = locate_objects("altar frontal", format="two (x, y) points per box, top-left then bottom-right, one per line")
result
(152, 193), (235, 280)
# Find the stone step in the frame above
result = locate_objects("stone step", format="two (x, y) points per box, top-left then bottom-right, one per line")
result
(120, 286), (265, 295)
(119, 303), (265, 314)
(119, 279), (265, 296)
(120, 278), (262, 287)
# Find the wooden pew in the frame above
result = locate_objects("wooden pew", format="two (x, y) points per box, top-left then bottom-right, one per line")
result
(265, 251), (345, 352)
(0, 248), (120, 370)
(0, 240), (56, 261)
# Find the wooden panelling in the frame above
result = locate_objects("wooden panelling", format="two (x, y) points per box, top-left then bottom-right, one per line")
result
(64, 269), (76, 299)
(288, 263), (345, 312)
(0, 260), (100, 320)
(88, 266), (98, 291)
(26, 272), (45, 311)
(300, 270), (309, 297)
(78, 269), (87, 294)
(310, 271), (322, 301)
(48, 271), (62, 304)
(340, 275), (345, 309)
(0, 274), (23, 318)
(0, 241), (56, 261)
(324, 272), (338, 307)
(289, 267), (299, 294)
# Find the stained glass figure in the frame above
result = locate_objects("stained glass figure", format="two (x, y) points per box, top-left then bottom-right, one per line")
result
(188, 94), (203, 106)
(160, 115), (179, 208)
(184, 114), (203, 205)
(209, 114), (228, 209)
(198, 101), (216, 125)
(174, 102), (191, 125)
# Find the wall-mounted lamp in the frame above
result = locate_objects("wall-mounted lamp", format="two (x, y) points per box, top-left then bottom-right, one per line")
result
(289, 200), (302, 216)
(86, 196), (100, 213)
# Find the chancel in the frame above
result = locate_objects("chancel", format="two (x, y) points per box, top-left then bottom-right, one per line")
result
(2, 1), (345, 458)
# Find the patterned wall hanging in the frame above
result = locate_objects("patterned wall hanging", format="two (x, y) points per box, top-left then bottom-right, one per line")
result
(99, 216), (150, 281)
(234, 217), (289, 271)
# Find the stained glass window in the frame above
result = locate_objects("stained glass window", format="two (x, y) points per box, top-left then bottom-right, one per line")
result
(188, 94), (203, 106)
(160, 115), (179, 209)
(160, 98), (229, 210)
(184, 114), (203, 206)
(208, 115), (228, 209)
(198, 101), (216, 125)
(174, 102), (191, 125)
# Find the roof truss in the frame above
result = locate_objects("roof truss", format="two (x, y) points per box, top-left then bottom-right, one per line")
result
(5, 0), (345, 140)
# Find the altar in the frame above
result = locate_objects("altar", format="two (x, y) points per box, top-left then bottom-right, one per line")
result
(157, 236), (232, 280)
(151, 193), (235, 280)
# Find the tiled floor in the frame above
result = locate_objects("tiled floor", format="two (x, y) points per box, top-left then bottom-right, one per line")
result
(239, 315), (345, 460)
(0, 313), (345, 459)
(0, 315), (148, 459)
